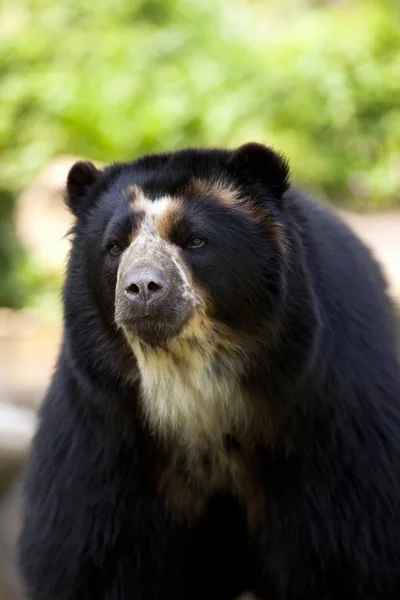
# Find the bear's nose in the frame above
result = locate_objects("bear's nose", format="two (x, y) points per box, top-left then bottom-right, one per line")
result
(123, 266), (169, 305)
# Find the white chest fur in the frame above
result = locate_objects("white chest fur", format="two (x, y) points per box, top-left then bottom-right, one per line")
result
(130, 337), (267, 528)
(132, 336), (251, 452)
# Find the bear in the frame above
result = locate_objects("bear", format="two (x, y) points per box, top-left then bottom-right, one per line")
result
(18, 142), (400, 599)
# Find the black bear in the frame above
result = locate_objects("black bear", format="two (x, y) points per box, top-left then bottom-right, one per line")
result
(18, 143), (400, 599)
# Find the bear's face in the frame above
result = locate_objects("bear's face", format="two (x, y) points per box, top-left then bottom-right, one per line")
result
(66, 143), (290, 355)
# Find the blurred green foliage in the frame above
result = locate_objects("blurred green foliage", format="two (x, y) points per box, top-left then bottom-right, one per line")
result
(0, 0), (399, 307)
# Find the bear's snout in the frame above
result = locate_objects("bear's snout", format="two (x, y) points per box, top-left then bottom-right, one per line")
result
(114, 248), (192, 346)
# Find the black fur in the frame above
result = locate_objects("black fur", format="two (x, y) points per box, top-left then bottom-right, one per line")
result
(18, 144), (400, 599)
(66, 160), (99, 216)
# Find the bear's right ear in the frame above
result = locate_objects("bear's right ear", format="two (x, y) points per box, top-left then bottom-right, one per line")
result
(66, 161), (100, 217)
(228, 142), (290, 199)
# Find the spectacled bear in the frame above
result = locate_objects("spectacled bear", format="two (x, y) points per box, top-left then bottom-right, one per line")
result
(18, 143), (400, 599)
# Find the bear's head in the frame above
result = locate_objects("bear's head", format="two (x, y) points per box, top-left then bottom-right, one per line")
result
(66, 143), (289, 348)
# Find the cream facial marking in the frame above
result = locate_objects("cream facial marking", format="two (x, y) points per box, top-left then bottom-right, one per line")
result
(117, 189), (203, 309)
(117, 186), (268, 526)
(118, 189), (255, 448)
(185, 177), (243, 209)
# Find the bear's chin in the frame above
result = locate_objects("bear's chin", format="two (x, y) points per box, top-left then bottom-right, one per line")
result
(122, 316), (188, 349)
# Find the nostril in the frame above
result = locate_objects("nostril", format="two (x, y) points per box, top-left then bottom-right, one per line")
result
(126, 283), (140, 294)
(147, 280), (162, 292)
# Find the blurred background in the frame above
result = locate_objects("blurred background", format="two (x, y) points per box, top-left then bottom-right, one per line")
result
(0, 0), (399, 597)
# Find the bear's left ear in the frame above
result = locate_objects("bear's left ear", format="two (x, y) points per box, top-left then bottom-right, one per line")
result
(228, 142), (290, 198)
(66, 160), (100, 217)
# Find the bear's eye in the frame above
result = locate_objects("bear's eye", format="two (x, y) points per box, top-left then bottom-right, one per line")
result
(184, 236), (205, 249)
(108, 243), (122, 257)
